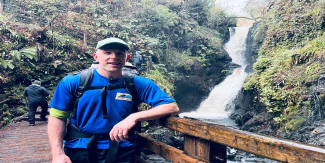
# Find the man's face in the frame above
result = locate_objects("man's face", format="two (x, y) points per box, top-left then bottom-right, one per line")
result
(93, 48), (130, 74)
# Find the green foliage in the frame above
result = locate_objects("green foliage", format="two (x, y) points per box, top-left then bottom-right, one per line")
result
(165, 50), (196, 71)
(20, 48), (38, 61)
(10, 47), (38, 62)
(141, 121), (149, 128)
(253, 56), (272, 73)
(145, 69), (174, 96)
(10, 106), (27, 117)
(142, 0), (178, 29)
(0, 59), (14, 69)
(0, 47), (37, 70)
(184, 0), (214, 26)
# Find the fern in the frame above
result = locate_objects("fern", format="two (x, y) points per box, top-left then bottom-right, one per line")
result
(10, 50), (21, 62)
(20, 47), (38, 61)
(9, 47), (38, 63)
(0, 59), (14, 69)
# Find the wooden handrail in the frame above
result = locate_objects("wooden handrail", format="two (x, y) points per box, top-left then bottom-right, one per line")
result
(141, 116), (325, 163)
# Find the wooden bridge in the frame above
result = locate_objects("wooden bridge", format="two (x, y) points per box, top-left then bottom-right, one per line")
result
(1, 94), (325, 163)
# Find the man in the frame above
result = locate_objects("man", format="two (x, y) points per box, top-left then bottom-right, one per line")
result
(24, 80), (49, 126)
(132, 51), (142, 67)
(48, 37), (179, 163)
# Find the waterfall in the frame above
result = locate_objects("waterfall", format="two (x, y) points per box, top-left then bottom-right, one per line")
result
(179, 27), (250, 123)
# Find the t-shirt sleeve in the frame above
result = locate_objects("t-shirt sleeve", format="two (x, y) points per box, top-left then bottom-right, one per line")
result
(134, 76), (176, 107)
(50, 108), (72, 119)
(49, 75), (80, 111)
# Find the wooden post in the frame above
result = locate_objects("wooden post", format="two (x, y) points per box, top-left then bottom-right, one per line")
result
(184, 134), (227, 163)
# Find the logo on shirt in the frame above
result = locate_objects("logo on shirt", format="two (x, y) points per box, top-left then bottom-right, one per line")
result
(116, 93), (132, 101)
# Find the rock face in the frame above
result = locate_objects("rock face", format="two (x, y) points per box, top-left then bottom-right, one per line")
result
(286, 72), (325, 145)
(175, 59), (239, 113)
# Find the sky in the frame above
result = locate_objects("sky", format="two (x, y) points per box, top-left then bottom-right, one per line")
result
(215, 0), (268, 17)
(215, 0), (251, 16)
(215, 0), (268, 27)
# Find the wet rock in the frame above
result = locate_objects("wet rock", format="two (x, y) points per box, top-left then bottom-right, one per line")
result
(301, 95), (312, 101)
(141, 125), (184, 163)
(240, 112), (276, 135)
(306, 80), (315, 87)
(145, 126), (184, 150)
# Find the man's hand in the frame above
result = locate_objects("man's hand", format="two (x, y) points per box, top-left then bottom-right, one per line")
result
(109, 103), (179, 142)
(109, 115), (137, 142)
(52, 153), (71, 163)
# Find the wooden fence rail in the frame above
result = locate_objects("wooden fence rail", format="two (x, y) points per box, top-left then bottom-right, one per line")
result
(135, 116), (325, 163)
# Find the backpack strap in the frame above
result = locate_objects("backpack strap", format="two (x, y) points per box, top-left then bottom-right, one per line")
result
(70, 69), (94, 118)
(123, 73), (141, 135)
(123, 72), (141, 158)
(123, 72), (138, 113)
(100, 84), (127, 119)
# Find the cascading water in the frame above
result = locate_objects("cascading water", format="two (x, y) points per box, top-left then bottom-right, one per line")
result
(179, 27), (250, 126)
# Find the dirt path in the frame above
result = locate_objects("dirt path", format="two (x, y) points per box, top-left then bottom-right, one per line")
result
(0, 118), (52, 163)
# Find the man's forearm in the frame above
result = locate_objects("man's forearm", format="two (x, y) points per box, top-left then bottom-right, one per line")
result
(131, 103), (179, 122)
(109, 103), (179, 141)
(48, 115), (67, 156)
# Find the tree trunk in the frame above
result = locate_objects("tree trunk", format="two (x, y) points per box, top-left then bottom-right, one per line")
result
(83, 32), (87, 47)
(0, 0), (3, 15)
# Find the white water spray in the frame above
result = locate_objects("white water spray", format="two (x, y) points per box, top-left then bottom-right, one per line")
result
(180, 27), (250, 121)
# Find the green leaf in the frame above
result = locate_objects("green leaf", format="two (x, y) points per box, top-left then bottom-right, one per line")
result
(10, 50), (21, 62)
(0, 59), (8, 69)
(20, 47), (38, 61)
(7, 61), (14, 69)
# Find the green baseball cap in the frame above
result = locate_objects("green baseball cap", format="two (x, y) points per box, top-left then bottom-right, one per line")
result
(96, 38), (130, 50)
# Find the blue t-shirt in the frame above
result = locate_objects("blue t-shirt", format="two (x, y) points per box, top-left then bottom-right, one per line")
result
(49, 69), (175, 149)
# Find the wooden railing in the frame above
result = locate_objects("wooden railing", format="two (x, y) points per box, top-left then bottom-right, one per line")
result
(135, 116), (325, 163)
(0, 94), (11, 128)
